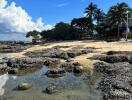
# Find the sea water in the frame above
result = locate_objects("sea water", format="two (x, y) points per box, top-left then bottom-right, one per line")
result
(0, 66), (101, 100)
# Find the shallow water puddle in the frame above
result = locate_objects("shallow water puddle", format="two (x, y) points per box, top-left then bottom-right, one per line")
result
(0, 66), (101, 100)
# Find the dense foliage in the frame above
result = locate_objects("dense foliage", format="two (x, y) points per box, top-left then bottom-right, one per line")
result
(41, 22), (85, 40)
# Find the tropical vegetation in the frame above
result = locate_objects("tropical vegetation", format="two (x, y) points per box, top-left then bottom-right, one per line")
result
(26, 2), (132, 41)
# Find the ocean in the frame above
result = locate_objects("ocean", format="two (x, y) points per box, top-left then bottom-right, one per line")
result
(0, 33), (31, 41)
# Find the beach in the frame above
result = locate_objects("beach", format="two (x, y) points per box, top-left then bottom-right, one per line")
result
(7, 40), (132, 69)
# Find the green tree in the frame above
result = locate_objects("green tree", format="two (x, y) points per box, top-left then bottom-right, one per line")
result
(26, 30), (40, 43)
(107, 2), (129, 39)
(84, 2), (97, 34)
(95, 9), (106, 25)
(71, 17), (90, 32)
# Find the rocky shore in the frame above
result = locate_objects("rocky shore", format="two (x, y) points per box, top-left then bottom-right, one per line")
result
(93, 51), (132, 100)
(24, 47), (95, 59)
(0, 44), (91, 76)
(0, 40), (132, 99)
(0, 41), (32, 53)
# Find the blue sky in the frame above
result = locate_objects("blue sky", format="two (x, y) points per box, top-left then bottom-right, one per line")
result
(7, 0), (132, 25)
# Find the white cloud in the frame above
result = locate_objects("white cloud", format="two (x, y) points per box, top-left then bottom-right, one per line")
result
(0, 0), (7, 8)
(0, 0), (53, 36)
(56, 2), (69, 7)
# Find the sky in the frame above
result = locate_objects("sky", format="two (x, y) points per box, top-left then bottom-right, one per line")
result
(7, 0), (132, 24)
(0, 0), (131, 40)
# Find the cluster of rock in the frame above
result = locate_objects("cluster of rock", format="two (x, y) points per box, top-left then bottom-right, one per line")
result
(0, 59), (8, 74)
(16, 82), (59, 94)
(44, 61), (83, 78)
(25, 47), (95, 60)
(0, 41), (32, 53)
(0, 45), (93, 95)
(60, 61), (83, 73)
(0, 57), (61, 75)
(93, 51), (132, 100)
(6, 57), (60, 68)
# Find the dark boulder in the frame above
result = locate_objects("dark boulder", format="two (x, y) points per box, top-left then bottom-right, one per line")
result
(94, 62), (111, 72)
(0, 59), (8, 74)
(6, 58), (44, 69)
(45, 69), (66, 78)
(73, 65), (83, 73)
(45, 84), (58, 94)
(99, 55), (129, 63)
(43, 58), (61, 66)
(60, 62), (83, 73)
(8, 68), (19, 74)
(59, 52), (69, 59)
(89, 55), (106, 60)
(60, 62), (75, 72)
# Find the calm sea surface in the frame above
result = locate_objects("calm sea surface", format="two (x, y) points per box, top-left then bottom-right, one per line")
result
(0, 33), (31, 41)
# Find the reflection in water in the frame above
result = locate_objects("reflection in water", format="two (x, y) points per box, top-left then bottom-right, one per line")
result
(0, 66), (101, 100)
(0, 74), (17, 96)
(0, 74), (9, 96)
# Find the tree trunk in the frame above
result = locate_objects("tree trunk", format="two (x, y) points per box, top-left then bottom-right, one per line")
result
(117, 24), (120, 40)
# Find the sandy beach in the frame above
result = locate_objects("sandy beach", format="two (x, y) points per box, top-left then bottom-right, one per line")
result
(7, 40), (132, 69)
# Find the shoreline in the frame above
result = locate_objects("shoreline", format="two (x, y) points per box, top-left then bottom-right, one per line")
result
(6, 40), (132, 69)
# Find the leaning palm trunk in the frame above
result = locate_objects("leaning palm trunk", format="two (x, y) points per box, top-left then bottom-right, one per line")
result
(117, 24), (120, 40)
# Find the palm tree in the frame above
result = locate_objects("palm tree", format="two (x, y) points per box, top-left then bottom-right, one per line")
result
(95, 9), (106, 25)
(85, 2), (97, 33)
(107, 2), (129, 39)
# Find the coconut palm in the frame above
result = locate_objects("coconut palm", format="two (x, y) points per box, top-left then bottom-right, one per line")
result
(107, 2), (129, 39)
(95, 9), (106, 25)
(84, 2), (97, 33)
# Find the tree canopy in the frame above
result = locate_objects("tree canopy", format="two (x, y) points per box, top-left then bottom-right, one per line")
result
(26, 2), (132, 41)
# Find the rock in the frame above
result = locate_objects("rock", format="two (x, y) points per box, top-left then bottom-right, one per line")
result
(45, 84), (58, 94)
(60, 62), (82, 73)
(73, 62), (81, 66)
(0, 59), (8, 74)
(0, 43), (31, 53)
(107, 51), (116, 55)
(5, 57), (61, 72)
(43, 58), (61, 66)
(25, 48), (64, 58)
(60, 62), (75, 72)
(89, 55), (106, 60)
(17, 82), (32, 90)
(106, 51), (132, 55)
(6, 57), (44, 69)
(73, 66), (83, 73)
(67, 49), (82, 58)
(66, 59), (74, 62)
(95, 62), (132, 100)
(94, 62), (111, 72)
(99, 55), (129, 63)
(45, 69), (66, 78)
(59, 52), (69, 59)
(25, 47), (95, 60)
(8, 68), (19, 74)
